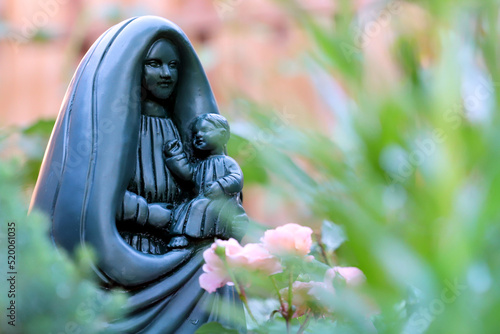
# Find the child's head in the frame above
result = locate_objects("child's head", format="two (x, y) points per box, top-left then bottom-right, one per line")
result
(191, 113), (230, 152)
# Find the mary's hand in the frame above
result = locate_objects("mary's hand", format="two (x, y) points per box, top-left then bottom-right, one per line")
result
(147, 203), (171, 228)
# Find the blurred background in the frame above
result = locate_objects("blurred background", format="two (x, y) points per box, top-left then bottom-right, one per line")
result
(3, 0), (500, 333)
(0, 0), (334, 126)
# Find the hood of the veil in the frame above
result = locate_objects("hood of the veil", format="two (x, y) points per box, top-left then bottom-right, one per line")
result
(30, 16), (218, 286)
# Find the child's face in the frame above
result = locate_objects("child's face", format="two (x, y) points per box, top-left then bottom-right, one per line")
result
(193, 119), (225, 151)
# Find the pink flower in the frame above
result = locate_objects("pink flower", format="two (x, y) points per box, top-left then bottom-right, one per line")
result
(280, 281), (328, 318)
(261, 223), (313, 257)
(228, 242), (283, 274)
(199, 238), (282, 293)
(199, 239), (236, 293)
(325, 266), (366, 287)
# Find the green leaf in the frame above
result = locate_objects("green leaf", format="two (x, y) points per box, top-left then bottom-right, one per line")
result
(321, 220), (347, 252)
(195, 322), (241, 334)
(22, 119), (55, 136)
(227, 133), (269, 185)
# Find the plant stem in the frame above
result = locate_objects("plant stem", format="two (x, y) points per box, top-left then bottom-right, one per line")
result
(287, 267), (294, 334)
(296, 311), (311, 334)
(315, 233), (332, 266)
(238, 285), (258, 324)
(288, 268), (294, 316)
(271, 276), (286, 311)
(221, 256), (258, 324)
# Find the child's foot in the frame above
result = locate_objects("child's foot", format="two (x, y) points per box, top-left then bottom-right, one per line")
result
(168, 236), (189, 248)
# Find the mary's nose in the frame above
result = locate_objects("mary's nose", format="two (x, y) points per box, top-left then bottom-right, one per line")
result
(160, 65), (172, 78)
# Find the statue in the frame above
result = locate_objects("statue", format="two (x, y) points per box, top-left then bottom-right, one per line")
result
(30, 16), (247, 333)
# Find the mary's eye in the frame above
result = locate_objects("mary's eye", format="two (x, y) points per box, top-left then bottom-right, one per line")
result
(145, 60), (160, 67)
(169, 61), (178, 68)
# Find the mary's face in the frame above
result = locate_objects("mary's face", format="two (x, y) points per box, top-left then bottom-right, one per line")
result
(143, 39), (180, 100)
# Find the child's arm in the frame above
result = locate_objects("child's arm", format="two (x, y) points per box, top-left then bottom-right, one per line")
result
(164, 140), (194, 182)
(205, 157), (243, 198)
(217, 157), (244, 194)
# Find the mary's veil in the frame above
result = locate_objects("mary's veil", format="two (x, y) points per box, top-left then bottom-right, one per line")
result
(30, 16), (220, 286)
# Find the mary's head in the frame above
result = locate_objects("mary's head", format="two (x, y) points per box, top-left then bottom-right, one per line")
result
(143, 39), (180, 102)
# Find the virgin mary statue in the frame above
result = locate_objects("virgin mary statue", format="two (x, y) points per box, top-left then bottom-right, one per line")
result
(30, 16), (246, 333)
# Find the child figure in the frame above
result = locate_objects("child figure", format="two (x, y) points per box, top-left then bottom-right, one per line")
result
(164, 113), (247, 248)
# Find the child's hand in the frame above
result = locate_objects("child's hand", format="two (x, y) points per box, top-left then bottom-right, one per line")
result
(164, 140), (183, 157)
(204, 182), (224, 198)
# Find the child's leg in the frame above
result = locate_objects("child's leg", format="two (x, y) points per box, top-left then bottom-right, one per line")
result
(147, 204), (171, 228)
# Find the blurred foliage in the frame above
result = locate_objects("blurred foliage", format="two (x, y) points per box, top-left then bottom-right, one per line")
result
(227, 132), (270, 186)
(0, 143), (125, 332)
(18, 119), (55, 186)
(227, 0), (500, 333)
